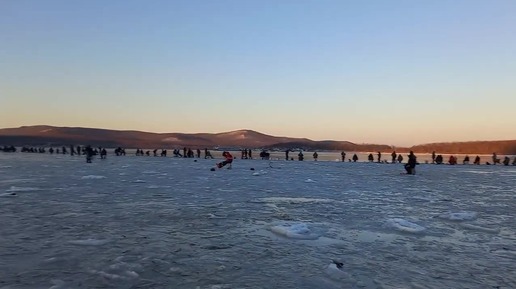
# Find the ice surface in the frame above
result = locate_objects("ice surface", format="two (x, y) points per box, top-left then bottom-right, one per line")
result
(0, 154), (515, 289)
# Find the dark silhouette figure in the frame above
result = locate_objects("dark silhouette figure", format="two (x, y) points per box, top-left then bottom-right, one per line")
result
(377, 151), (381, 163)
(204, 148), (213, 159)
(352, 154), (358, 162)
(100, 148), (107, 159)
(448, 155), (457, 165)
(285, 149), (290, 161)
(260, 150), (270, 160)
(49, 148), (54, 154)
(463, 155), (470, 165)
(391, 151), (397, 164)
(492, 153), (500, 164)
(432, 151), (436, 164)
(512, 157), (516, 166)
(298, 151), (304, 161)
(341, 151), (346, 162)
(183, 147), (187, 158)
(368, 153), (374, 162)
(196, 149), (201, 158)
(404, 151), (417, 174)
(161, 149), (167, 157)
(397, 154), (403, 163)
(85, 145), (94, 163)
(77, 146), (81, 156)
(503, 156), (510, 166)
(313, 152), (318, 161)
(473, 155), (481, 165)
(435, 155), (443, 164)
(70, 145), (75, 156)
(248, 149), (252, 159)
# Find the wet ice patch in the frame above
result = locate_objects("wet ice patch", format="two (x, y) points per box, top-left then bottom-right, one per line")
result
(68, 239), (110, 246)
(270, 223), (320, 240)
(6, 186), (40, 192)
(81, 175), (106, 180)
(438, 211), (477, 221)
(386, 218), (426, 233)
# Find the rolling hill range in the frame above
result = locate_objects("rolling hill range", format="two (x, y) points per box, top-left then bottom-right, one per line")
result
(0, 125), (392, 151)
(0, 125), (515, 154)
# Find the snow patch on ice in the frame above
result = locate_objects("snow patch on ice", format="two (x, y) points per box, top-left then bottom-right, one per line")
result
(324, 263), (350, 280)
(68, 239), (110, 246)
(270, 223), (320, 240)
(146, 185), (171, 189)
(132, 180), (146, 183)
(0, 192), (17, 197)
(81, 175), (106, 180)
(259, 197), (334, 204)
(305, 178), (316, 183)
(386, 218), (426, 233)
(438, 211), (477, 221)
(6, 186), (40, 192)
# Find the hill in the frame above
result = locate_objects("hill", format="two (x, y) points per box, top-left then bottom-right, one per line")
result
(1, 126), (515, 154)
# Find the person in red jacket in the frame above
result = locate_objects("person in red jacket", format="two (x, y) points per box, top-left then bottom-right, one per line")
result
(217, 151), (233, 169)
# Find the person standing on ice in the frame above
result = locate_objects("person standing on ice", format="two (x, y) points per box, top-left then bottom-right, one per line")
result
(391, 151), (397, 163)
(377, 151), (381, 163)
(352, 154), (358, 162)
(313, 151), (318, 161)
(216, 151), (233, 169)
(341, 151), (346, 162)
(285, 149), (290, 160)
(404, 151), (417, 174)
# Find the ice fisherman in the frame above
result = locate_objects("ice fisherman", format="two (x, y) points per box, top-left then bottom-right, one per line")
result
(404, 151), (417, 174)
(217, 151), (233, 169)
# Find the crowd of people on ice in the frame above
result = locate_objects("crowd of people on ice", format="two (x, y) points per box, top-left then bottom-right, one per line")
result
(1, 145), (516, 171)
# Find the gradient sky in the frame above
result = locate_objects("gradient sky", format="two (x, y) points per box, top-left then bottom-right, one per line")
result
(1, 0), (515, 146)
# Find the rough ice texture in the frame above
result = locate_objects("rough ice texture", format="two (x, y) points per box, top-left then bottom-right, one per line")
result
(0, 154), (515, 289)
(385, 218), (426, 233)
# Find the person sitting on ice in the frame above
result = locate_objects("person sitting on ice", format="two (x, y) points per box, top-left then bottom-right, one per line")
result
(217, 151), (233, 169)
(463, 155), (470, 165)
(503, 156), (510, 166)
(448, 155), (457, 165)
(473, 155), (481, 165)
(298, 151), (304, 161)
(352, 154), (358, 162)
(368, 153), (374, 162)
(404, 151), (417, 175)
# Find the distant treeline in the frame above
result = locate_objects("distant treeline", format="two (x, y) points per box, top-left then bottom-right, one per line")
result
(408, 140), (516, 155)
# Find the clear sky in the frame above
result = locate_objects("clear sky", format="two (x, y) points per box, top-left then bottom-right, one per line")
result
(1, 0), (515, 146)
